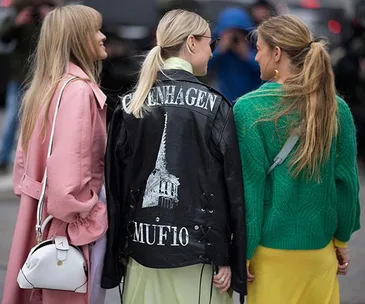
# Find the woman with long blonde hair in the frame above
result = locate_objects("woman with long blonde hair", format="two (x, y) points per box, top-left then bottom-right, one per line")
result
(233, 15), (360, 303)
(3, 5), (108, 304)
(102, 9), (247, 304)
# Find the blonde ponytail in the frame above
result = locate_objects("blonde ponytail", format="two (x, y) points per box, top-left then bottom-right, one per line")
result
(126, 9), (209, 118)
(285, 41), (338, 179)
(258, 15), (338, 180)
(127, 46), (163, 118)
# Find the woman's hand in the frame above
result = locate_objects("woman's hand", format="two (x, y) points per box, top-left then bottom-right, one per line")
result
(213, 266), (231, 293)
(247, 265), (255, 283)
(336, 247), (350, 275)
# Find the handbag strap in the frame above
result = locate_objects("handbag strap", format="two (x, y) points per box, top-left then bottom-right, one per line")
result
(35, 76), (78, 243)
(267, 133), (300, 175)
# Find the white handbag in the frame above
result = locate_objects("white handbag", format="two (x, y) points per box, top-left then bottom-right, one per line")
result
(17, 76), (88, 293)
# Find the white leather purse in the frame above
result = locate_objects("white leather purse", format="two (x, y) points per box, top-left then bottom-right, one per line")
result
(17, 76), (88, 293)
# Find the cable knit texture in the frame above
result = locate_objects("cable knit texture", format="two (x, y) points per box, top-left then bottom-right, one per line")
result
(233, 82), (361, 260)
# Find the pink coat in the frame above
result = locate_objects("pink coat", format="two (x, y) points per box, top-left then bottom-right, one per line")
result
(2, 63), (108, 304)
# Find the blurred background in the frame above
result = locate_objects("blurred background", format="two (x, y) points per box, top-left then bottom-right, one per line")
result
(0, 0), (364, 303)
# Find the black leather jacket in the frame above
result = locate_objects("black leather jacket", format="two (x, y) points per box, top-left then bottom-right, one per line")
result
(101, 69), (247, 298)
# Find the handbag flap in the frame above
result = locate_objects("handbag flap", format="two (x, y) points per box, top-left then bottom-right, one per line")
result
(55, 236), (69, 251)
(55, 236), (70, 261)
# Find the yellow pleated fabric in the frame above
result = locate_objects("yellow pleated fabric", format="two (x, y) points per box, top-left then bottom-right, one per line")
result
(247, 242), (339, 304)
(123, 258), (233, 304)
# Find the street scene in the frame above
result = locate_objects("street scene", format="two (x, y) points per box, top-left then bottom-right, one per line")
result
(0, 0), (365, 303)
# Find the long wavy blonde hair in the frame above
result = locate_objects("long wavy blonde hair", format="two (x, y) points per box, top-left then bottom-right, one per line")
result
(20, 4), (103, 151)
(127, 9), (209, 118)
(258, 15), (338, 180)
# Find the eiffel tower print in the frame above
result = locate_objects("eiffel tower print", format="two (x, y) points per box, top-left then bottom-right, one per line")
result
(142, 113), (180, 209)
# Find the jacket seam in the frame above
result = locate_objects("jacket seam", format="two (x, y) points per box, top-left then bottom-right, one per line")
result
(217, 109), (231, 145)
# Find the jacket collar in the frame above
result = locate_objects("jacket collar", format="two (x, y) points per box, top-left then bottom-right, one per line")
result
(157, 69), (204, 86)
(156, 69), (229, 104)
(67, 62), (107, 109)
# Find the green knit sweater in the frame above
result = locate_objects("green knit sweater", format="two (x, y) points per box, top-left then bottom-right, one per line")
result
(233, 82), (361, 260)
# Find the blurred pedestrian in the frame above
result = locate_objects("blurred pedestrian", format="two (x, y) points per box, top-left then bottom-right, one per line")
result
(0, 0), (57, 174)
(209, 7), (261, 103)
(101, 9), (246, 304)
(3, 4), (108, 304)
(250, 0), (277, 26)
(234, 15), (360, 304)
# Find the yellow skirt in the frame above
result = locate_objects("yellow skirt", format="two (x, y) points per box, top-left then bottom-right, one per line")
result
(123, 258), (233, 304)
(247, 242), (339, 304)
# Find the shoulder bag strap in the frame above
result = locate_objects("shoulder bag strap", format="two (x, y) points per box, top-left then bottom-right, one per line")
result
(267, 133), (300, 175)
(35, 76), (78, 242)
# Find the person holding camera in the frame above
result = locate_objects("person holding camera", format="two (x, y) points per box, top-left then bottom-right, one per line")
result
(250, 0), (277, 26)
(0, 0), (57, 174)
(208, 7), (261, 103)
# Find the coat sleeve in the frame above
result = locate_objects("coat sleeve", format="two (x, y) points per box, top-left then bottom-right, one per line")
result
(46, 80), (107, 246)
(212, 101), (247, 297)
(13, 136), (25, 197)
(101, 103), (128, 289)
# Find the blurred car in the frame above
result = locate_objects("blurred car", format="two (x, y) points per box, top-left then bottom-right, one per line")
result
(285, 0), (353, 50)
(354, 0), (365, 27)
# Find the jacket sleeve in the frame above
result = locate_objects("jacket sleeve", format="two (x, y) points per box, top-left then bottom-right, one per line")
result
(334, 98), (361, 241)
(101, 103), (128, 289)
(46, 80), (107, 246)
(212, 101), (247, 297)
(13, 136), (24, 197)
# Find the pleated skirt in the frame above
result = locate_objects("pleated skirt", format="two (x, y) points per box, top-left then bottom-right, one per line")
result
(123, 258), (233, 304)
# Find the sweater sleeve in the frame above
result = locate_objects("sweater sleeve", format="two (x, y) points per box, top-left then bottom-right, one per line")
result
(334, 98), (361, 242)
(233, 98), (267, 260)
